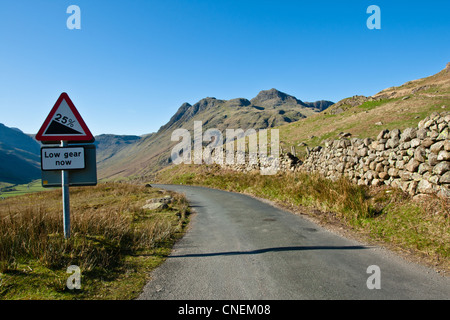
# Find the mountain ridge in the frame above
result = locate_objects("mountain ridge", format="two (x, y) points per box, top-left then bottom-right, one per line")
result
(157, 89), (333, 134)
(0, 123), (41, 184)
(96, 88), (334, 179)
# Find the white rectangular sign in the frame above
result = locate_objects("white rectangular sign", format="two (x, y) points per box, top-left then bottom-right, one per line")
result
(41, 147), (85, 171)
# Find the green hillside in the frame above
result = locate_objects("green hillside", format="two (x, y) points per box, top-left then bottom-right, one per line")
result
(278, 63), (450, 159)
(0, 124), (41, 184)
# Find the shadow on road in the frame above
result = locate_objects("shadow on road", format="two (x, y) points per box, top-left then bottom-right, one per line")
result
(168, 245), (369, 258)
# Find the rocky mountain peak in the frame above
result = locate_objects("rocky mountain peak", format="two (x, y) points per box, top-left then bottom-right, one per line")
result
(252, 88), (292, 103)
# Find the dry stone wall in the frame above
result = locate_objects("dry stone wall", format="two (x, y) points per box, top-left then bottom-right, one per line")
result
(224, 112), (450, 198)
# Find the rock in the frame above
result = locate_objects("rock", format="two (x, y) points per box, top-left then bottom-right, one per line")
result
(388, 167), (400, 178)
(375, 121), (383, 126)
(375, 162), (384, 172)
(416, 128), (428, 140)
(396, 160), (405, 170)
(386, 137), (400, 149)
(358, 147), (369, 157)
(370, 141), (379, 149)
(428, 153), (439, 166)
(400, 142), (410, 150)
(437, 128), (449, 140)
(418, 163), (431, 175)
(429, 175), (441, 185)
(399, 170), (413, 181)
(429, 130), (440, 140)
(437, 150), (450, 161)
(378, 172), (389, 180)
(445, 141), (450, 151)
(405, 159), (420, 172)
(142, 202), (168, 210)
(364, 171), (375, 181)
(414, 147), (427, 163)
(146, 196), (173, 205)
(371, 179), (382, 186)
(339, 132), (352, 138)
(377, 130), (389, 141)
(438, 186), (450, 198)
(433, 161), (450, 175)
(400, 127), (417, 142)
(410, 138), (421, 148)
(336, 163), (345, 173)
(407, 181), (419, 195)
(423, 119), (435, 129)
(417, 179), (434, 194)
(440, 171), (450, 184)
(390, 129), (401, 139)
(421, 138), (434, 148)
(430, 141), (445, 154)
(363, 138), (372, 146)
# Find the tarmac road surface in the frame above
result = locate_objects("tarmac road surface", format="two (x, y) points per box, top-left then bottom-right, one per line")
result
(138, 184), (450, 300)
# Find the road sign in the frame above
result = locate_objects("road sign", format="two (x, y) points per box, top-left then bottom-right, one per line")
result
(41, 146), (85, 171)
(36, 92), (94, 143)
(36, 93), (97, 238)
(41, 144), (97, 187)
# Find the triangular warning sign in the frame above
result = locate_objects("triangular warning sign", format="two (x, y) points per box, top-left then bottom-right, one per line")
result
(36, 92), (94, 143)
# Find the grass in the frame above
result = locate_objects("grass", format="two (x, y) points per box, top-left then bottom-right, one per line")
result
(357, 98), (398, 111)
(0, 180), (48, 199)
(156, 164), (449, 272)
(0, 182), (190, 300)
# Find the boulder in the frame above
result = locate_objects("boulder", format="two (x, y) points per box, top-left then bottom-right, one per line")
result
(143, 202), (168, 210)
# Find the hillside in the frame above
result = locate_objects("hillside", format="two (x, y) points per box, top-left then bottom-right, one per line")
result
(95, 134), (143, 163)
(278, 63), (450, 158)
(98, 89), (333, 179)
(0, 123), (41, 184)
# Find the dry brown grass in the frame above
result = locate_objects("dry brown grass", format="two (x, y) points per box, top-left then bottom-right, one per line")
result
(0, 182), (189, 273)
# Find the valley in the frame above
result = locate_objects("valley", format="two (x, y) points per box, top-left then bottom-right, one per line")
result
(1, 63), (449, 301)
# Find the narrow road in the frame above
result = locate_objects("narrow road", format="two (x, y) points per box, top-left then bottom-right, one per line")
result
(138, 185), (450, 300)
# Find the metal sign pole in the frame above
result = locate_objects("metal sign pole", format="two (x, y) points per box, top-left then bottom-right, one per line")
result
(61, 140), (71, 239)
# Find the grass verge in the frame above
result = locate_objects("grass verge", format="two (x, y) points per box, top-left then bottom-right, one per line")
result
(156, 164), (449, 273)
(0, 182), (190, 300)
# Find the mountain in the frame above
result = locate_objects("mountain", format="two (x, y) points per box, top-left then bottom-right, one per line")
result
(97, 89), (333, 179)
(0, 123), (41, 184)
(95, 134), (143, 163)
(250, 88), (333, 112)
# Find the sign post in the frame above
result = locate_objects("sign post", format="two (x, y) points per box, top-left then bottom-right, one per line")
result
(61, 140), (71, 238)
(36, 93), (96, 239)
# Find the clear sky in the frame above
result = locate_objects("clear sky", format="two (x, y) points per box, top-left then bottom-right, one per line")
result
(1, 0), (449, 136)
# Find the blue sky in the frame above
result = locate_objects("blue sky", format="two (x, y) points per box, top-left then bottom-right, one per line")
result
(1, 0), (449, 136)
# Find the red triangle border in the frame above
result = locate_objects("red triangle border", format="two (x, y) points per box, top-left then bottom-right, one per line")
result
(35, 92), (94, 142)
